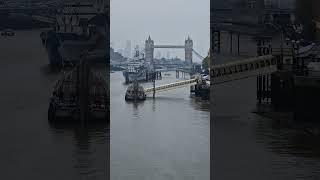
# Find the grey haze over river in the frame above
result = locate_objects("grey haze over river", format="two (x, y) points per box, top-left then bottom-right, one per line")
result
(0, 30), (109, 180)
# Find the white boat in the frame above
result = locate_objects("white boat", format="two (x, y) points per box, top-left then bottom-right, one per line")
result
(123, 47), (153, 83)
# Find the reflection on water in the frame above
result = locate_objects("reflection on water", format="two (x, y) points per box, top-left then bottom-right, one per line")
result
(212, 74), (320, 180)
(111, 71), (209, 180)
(49, 122), (109, 178)
(256, 118), (320, 158)
(212, 33), (320, 179)
(0, 30), (109, 180)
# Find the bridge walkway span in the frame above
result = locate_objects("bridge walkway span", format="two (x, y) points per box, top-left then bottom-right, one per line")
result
(144, 78), (198, 94)
(211, 55), (278, 85)
(144, 55), (279, 94)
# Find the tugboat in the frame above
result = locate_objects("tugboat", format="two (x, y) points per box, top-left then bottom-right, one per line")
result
(125, 80), (146, 101)
(48, 64), (109, 121)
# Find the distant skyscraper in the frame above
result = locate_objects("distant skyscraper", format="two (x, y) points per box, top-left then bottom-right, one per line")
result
(117, 49), (124, 56)
(156, 51), (161, 59)
(166, 51), (170, 59)
(124, 40), (131, 58)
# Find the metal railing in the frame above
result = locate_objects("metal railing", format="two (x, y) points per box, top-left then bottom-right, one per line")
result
(144, 78), (198, 94)
(210, 55), (278, 84)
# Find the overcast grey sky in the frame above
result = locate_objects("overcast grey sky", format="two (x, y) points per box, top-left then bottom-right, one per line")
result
(110, 0), (210, 61)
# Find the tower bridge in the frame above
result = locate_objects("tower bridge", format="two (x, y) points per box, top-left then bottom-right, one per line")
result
(145, 36), (203, 65)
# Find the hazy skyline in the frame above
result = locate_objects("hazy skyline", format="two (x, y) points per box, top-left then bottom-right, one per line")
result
(110, 0), (210, 62)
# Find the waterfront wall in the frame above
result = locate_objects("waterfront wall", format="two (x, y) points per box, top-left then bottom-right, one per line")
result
(313, 0), (320, 41)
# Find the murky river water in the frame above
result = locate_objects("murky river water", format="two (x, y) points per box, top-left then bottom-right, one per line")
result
(0, 30), (109, 180)
(212, 32), (320, 180)
(2, 29), (319, 180)
(110, 71), (210, 180)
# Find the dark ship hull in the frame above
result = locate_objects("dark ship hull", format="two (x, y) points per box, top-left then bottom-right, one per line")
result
(48, 65), (109, 121)
(40, 31), (62, 67)
(125, 82), (146, 101)
(40, 30), (107, 67)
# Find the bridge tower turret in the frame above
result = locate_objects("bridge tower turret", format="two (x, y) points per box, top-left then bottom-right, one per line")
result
(145, 36), (154, 64)
(185, 36), (193, 65)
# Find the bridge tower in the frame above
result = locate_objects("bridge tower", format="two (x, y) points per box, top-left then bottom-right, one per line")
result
(185, 36), (193, 65)
(145, 36), (154, 64)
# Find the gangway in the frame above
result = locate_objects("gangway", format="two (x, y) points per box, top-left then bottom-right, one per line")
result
(143, 55), (279, 96)
(144, 78), (198, 94)
(210, 55), (278, 85)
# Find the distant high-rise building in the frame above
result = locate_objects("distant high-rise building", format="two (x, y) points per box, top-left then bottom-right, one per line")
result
(156, 51), (161, 59)
(124, 40), (131, 58)
(166, 51), (170, 59)
(117, 49), (124, 56)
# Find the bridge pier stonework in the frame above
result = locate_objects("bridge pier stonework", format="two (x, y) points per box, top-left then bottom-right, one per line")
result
(145, 36), (154, 64)
(185, 36), (193, 65)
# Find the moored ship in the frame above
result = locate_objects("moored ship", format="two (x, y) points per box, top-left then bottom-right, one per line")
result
(40, 0), (108, 67)
(122, 47), (154, 83)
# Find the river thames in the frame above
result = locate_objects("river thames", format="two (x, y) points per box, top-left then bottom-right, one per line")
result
(110, 71), (210, 180)
(0, 30), (109, 180)
(211, 32), (320, 180)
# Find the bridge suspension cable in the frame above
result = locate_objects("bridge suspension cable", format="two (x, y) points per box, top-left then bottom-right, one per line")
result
(192, 49), (205, 60)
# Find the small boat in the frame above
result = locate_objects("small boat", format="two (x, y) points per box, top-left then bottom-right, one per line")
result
(1, 29), (15, 36)
(125, 81), (146, 101)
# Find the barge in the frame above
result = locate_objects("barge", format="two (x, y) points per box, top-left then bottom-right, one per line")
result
(48, 66), (108, 121)
(125, 81), (146, 101)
